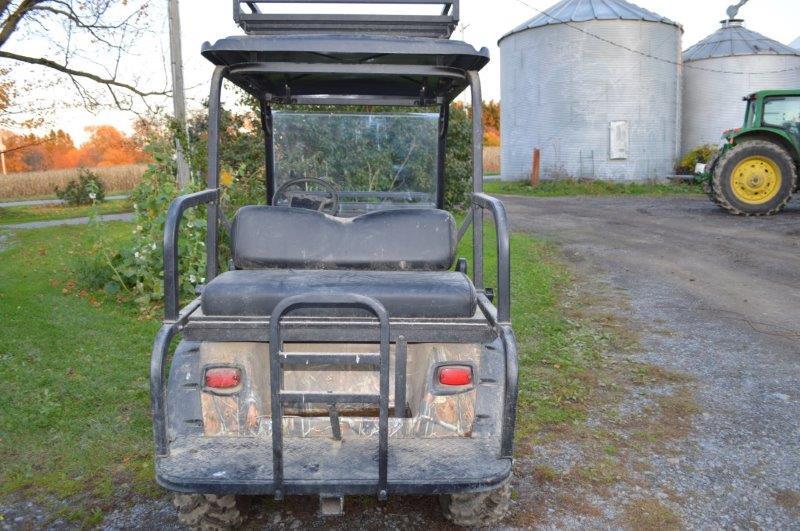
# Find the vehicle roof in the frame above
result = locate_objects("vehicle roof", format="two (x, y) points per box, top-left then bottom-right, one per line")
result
(748, 89), (800, 99)
(684, 20), (800, 62)
(201, 34), (489, 104)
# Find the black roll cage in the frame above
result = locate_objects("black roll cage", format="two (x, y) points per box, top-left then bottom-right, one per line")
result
(152, 44), (517, 471)
(163, 63), (508, 323)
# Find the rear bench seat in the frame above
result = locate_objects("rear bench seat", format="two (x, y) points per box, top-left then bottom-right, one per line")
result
(201, 206), (477, 318)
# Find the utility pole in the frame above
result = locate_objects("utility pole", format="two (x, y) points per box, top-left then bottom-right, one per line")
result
(168, 0), (191, 188)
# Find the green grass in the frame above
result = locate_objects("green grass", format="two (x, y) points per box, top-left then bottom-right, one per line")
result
(484, 178), (702, 197)
(0, 223), (158, 517)
(0, 217), (610, 521)
(0, 201), (132, 225)
(458, 221), (610, 438)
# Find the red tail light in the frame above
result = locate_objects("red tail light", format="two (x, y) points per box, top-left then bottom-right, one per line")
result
(205, 367), (241, 389)
(438, 366), (472, 386)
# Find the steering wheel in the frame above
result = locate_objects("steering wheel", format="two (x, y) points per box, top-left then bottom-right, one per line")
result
(272, 177), (340, 215)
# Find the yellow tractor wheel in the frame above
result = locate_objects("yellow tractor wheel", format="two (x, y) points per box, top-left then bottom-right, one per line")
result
(712, 140), (796, 216)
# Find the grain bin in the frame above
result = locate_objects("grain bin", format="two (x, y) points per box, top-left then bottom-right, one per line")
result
(682, 20), (800, 155)
(498, 0), (683, 182)
(790, 36), (800, 50)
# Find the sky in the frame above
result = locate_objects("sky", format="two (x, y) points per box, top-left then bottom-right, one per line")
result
(6, 0), (800, 144)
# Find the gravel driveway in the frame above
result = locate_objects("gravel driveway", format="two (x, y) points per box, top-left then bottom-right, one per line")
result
(502, 194), (800, 528)
(5, 194), (798, 529)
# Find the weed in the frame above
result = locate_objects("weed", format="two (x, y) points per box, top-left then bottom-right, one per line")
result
(624, 498), (682, 530)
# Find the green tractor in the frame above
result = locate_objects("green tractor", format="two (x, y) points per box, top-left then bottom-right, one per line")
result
(701, 89), (800, 215)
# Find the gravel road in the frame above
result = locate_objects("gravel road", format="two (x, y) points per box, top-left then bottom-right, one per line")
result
(0, 195), (128, 208)
(502, 194), (800, 528)
(0, 212), (134, 230)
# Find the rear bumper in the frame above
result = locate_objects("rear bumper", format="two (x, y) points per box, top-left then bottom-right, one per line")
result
(156, 436), (511, 496)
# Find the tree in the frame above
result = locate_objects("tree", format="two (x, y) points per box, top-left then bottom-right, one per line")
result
(482, 100), (500, 146)
(78, 125), (144, 167)
(0, 0), (168, 124)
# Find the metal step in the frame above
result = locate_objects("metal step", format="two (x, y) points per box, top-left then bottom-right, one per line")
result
(234, 0), (459, 38)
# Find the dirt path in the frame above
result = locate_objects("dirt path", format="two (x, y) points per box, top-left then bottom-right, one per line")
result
(502, 194), (800, 528)
(0, 195), (128, 208)
(0, 212), (134, 230)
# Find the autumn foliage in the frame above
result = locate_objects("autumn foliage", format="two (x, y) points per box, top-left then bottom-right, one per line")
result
(482, 100), (500, 147)
(0, 126), (148, 173)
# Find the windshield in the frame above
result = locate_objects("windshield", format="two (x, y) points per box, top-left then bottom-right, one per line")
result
(273, 111), (439, 215)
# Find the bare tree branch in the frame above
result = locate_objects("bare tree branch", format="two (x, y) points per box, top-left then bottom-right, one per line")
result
(0, 0), (167, 122)
(0, 49), (168, 99)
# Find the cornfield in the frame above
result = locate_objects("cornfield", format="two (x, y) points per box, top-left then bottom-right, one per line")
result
(0, 164), (147, 200)
(484, 146), (500, 175)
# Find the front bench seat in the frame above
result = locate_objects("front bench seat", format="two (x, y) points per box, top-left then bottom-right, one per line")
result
(201, 206), (477, 318)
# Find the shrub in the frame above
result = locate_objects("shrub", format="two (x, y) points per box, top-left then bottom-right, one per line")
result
(55, 168), (106, 205)
(444, 103), (473, 210)
(677, 144), (718, 174)
(75, 129), (211, 311)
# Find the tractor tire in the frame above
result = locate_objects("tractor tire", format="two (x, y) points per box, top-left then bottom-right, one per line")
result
(712, 140), (796, 216)
(173, 493), (242, 530)
(439, 478), (512, 527)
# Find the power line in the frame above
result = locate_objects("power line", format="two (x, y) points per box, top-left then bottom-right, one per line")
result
(509, 0), (800, 76)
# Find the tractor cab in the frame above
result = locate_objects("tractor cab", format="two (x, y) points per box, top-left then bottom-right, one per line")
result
(150, 1), (518, 528)
(705, 89), (800, 215)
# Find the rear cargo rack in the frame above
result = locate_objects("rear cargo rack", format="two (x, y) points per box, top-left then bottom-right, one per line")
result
(233, 0), (459, 38)
(269, 293), (392, 501)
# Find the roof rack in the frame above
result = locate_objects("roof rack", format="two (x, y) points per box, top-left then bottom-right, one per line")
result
(233, 0), (459, 38)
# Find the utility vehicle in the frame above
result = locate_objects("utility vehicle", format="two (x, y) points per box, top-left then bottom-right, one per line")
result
(150, 1), (518, 528)
(700, 89), (800, 215)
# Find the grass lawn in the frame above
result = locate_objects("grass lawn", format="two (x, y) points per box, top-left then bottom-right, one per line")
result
(0, 223), (158, 524)
(484, 178), (702, 197)
(0, 201), (132, 226)
(0, 218), (612, 524)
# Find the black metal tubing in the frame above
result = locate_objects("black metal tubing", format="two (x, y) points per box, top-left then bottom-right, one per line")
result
(207, 66), (228, 190)
(395, 335), (407, 417)
(234, 0), (458, 38)
(472, 192), (511, 324)
(269, 293), (391, 501)
(151, 298), (201, 456)
(436, 104), (448, 209)
(229, 62), (466, 81)
(260, 100), (275, 204)
(163, 189), (220, 321)
(282, 95), (444, 106)
(468, 71), (484, 295)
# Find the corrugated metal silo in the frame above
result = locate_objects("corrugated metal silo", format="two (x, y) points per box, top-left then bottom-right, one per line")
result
(498, 0), (683, 182)
(682, 20), (800, 154)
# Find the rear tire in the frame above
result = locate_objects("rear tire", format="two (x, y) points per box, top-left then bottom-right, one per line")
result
(439, 478), (512, 527)
(712, 140), (796, 216)
(173, 493), (242, 530)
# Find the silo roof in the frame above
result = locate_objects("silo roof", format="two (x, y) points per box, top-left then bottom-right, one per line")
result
(791, 36), (800, 50)
(684, 20), (800, 62)
(500, 0), (679, 42)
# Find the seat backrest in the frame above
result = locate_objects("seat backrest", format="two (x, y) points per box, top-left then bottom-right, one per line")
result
(231, 206), (457, 271)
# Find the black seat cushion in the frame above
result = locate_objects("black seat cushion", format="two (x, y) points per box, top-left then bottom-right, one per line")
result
(231, 206), (456, 271)
(201, 269), (476, 318)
